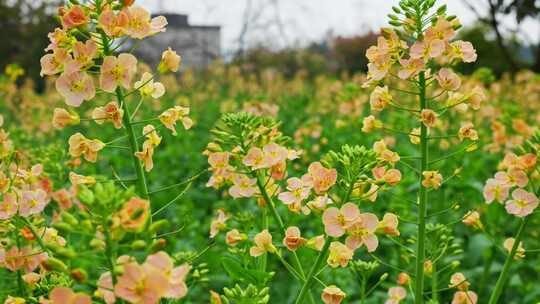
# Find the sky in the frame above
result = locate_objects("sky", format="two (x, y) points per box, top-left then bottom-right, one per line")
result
(139, 0), (540, 54)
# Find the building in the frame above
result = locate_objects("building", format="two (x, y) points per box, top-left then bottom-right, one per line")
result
(135, 14), (220, 69)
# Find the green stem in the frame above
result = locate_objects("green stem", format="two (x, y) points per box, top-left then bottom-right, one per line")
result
(488, 217), (529, 304)
(360, 274), (367, 304)
(103, 226), (118, 285)
(415, 70), (429, 304)
(431, 262), (438, 302)
(295, 239), (331, 304)
(117, 88), (150, 203)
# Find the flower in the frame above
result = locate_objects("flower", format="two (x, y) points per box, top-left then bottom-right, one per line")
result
(495, 169), (528, 188)
(345, 213), (379, 252)
(19, 189), (49, 217)
(321, 285), (346, 304)
(143, 252), (191, 299)
(449, 41), (477, 63)
(278, 177), (311, 206)
(116, 197), (150, 231)
(458, 123), (478, 141)
(40, 48), (69, 76)
(159, 106), (193, 135)
(52, 108), (80, 129)
(99, 9), (129, 37)
(422, 171), (442, 189)
(72, 40), (97, 68)
(436, 68), (461, 91)
(327, 241), (354, 268)
(68, 133), (105, 162)
(370, 86), (392, 112)
(61, 5), (89, 29)
(462, 211), (483, 230)
(304, 162), (337, 194)
(420, 109), (438, 128)
(451, 291), (478, 304)
(69, 172), (96, 187)
(483, 178), (510, 204)
(99, 53), (138, 93)
(468, 86), (485, 110)
(398, 58), (424, 79)
(229, 174), (258, 198)
(425, 16), (456, 41)
(97, 272), (116, 304)
(449, 272), (470, 291)
(322, 202), (360, 237)
(373, 167), (401, 186)
(135, 72), (165, 99)
(397, 272), (410, 285)
(282, 226), (307, 251)
(505, 188), (539, 217)
(159, 48), (181, 73)
(362, 115), (383, 133)
(123, 6), (167, 39)
(209, 209), (228, 238)
(5, 296), (26, 304)
(225, 229), (247, 247)
(242, 147), (265, 169)
(114, 261), (169, 304)
(503, 238), (525, 259)
(306, 235), (325, 251)
(55, 70), (95, 107)
(92, 102), (124, 129)
(385, 286), (407, 304)
(0, 192), (18, 220)
(135, 140), (156, 172)
(249, 229), (277, 257)
(410, 39), (445, 60)
(378, 213), (400, 236)
(4, 246), (47, 273)
(41, 287), (91, 304)
(263, 143), (288, 168)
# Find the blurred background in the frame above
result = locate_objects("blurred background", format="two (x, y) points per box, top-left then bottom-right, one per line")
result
(2, 0), (540, 85)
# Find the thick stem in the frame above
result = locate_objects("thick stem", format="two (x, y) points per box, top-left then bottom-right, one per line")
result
(117, 88), (150, 202)
(415, 71), (429, 304)
(488, 217), (529, 304)
(295, 239), (331, 304)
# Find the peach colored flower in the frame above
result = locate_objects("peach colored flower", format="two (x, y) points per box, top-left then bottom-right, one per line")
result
(4, 246), (47, 273)
(305, 195), (332, 214)
(422, 171), (442, 189)
(69, 172), (96, 187)
(55, 70), (95, 107)
(483, 178), (510, 204)
(278, 177), (311, 206)
(72, 40), (97, 67)
(503, 237), (525, 259)
(518, 153), (537, 170)
(468, 86), (485, 110)
(249, 229), (277, 257)
(458, 123), (478, 141)
(373, 140), (400, 164)
(159, 48), (181, 73)
(114, 262), (169, 304)
(97, 272), (116, 304)
(124, 6), (167, 39)
(282, 226), (307, 251)
(321, 285), (346, 304)
(135, 72), (165, 99)
(142, 124), (162, 147)
(68, 133), (105, 162)
(362, 115), (382, 133)
(61, 5), (89, 29)
(52, 108), (80, 129)
(322, 202), (360, 237)
(410, 39), (445, 60)
(378, 213), (400, 236)
(41, 287), (91, 304)
(420, 109), (438, 128)
(304, 162), (337, 194)
(449, 41), (477, 63)
(143, 252), (191, 299)
(40, 48), (69, 76)
(451, 291), (478, 304)
(19, 189), (49, 217)
(436, 68), (461, 91)
(135, 143), (156, 172)
(385, 286), (407, 304)
(397, 58), (425, 79)
(370, 86), (392, 112)
(92, 102), (124, 129)
(5, 296), (26, 304)
(99, 9), (129, 37)
(159, 106), (193, 135)
(210, 209), (228, 238)
(207, 152), (231, 173)
(449, 272), (470, 291)
(425, 16), (455, 42)
(462, 211), (483, 230)
(397, 272), (410, 285)
(0, 192), (18, 220)
(327, 241), (353, 268)
(225, 229), (247, 247)
(243, 147), (265, 169)
(372, 167), (401, 186)
(345, 213), (379, 252)
(263, 143), (288, 168)
(100, 53), (138, 93)
(505, 188), (539, 217)
(229, 174), (258, 198)
(306, 235), (325, 251)
(116, 197), (150, 231)
(495, 169), (528, 188)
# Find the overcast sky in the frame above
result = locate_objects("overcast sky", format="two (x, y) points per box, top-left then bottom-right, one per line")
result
(139, 0), (540, 54)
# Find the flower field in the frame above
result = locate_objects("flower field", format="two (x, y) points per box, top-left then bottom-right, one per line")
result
(1, 0), (540, 303)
